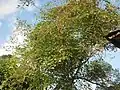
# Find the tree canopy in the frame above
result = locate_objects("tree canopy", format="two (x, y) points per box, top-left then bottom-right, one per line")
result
(0, 0), (120, 90)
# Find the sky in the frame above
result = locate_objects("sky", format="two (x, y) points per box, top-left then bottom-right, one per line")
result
(0, 0), (50, 44)
(0, 1), (119, 90)
(0, 0), (120, 70)
(0, 0), (52, 55)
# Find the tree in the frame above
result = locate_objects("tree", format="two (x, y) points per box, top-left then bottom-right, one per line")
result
(1, 0), (120, 90)
(0, 55), (19, 89)
(15, 0), (120, 90)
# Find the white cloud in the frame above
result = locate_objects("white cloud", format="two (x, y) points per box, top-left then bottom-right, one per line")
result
(0, 0), (18, 19)
(0, 0), (38, 56)
(0, 45), (12, 56)
(0, 24), (28, 56)
(0, 0), (40, 19)
(0, 22), (2, 28)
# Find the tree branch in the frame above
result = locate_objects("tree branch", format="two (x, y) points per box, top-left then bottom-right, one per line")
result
(73, 57), (90, 78)
(74, 76), (108, 89)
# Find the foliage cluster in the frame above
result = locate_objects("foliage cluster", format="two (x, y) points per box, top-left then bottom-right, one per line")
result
(0, 0), (120, 90)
